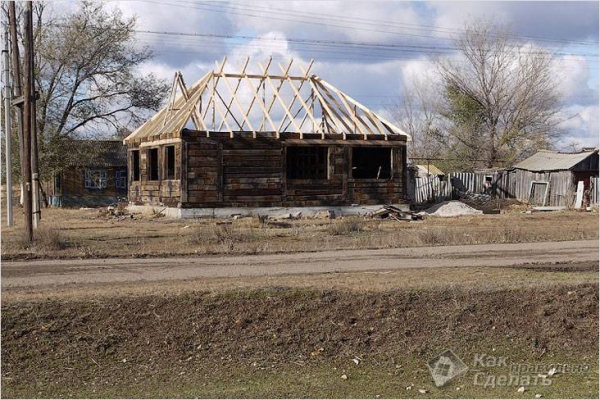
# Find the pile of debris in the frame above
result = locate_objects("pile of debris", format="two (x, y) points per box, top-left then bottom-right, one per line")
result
(97, 203), (134, 220)
(466, 193), (492, 204)
(423, 201), (483, 217)
(370, 204), (423, 221)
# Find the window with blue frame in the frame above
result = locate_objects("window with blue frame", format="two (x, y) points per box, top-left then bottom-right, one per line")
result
(84, 169), (108, 189)
(115, 170), (127, 189)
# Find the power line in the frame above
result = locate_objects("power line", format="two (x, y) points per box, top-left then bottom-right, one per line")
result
(131, 29), (599, 61)
(135, 0), (599, 47)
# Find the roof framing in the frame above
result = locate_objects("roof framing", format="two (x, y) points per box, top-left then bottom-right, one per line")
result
(124, 57), (411, 145)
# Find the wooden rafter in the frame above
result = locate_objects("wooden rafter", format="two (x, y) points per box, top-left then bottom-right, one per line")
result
(123, 57), (411, 145)
(217, 57), (250, 132)
(241, 66), (279, 137)
(315, 79), (376, 138)
(258, 61), (303, 134)
(277, 61), (320, 135)
(263, 60), (293, 131)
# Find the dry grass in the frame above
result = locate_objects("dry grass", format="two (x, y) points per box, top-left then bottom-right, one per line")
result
(327, 217), (366, 235)
(1, 206), (597, 260)
(2, 227), (68, 253)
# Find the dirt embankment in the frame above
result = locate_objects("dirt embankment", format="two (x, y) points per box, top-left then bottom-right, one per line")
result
(2, 283), (598, 398)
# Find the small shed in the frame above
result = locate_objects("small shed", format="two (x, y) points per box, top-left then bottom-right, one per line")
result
(49, 140), (128, 207)
(415, 164), (444, 178)
(509, 149), (599, 207)
(123, 58), (410, 212)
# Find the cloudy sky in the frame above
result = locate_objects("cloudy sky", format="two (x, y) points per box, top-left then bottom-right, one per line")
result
(93, 1), (598, 148)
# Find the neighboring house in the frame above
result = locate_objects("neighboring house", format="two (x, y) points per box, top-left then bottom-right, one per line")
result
(509, 148), (599, 207)
(50, 140), (128, 207)
(123, 58), (410, 211)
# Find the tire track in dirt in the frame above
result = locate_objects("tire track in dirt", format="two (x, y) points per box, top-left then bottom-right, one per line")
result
(2, 240), (597, 289)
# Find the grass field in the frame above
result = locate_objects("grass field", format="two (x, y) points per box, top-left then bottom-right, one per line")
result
(1, 206), (598, 260)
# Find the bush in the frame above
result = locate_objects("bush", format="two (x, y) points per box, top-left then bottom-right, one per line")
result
(34, 228), (68, 251)
(327, 218), (366, 236)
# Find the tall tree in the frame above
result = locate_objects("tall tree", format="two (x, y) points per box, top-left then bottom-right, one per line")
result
(31, 1), (168, 178)
(395, 74), (445, 161)
(436, 21), (562, 168)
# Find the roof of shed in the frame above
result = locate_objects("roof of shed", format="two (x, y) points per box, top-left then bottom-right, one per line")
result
(124, 57), (410, 145)
(415, 164), (444, 175)
(513, 149), (598, 172)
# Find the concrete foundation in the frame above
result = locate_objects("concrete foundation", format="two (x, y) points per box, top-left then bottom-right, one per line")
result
(127, 204), (410, 219)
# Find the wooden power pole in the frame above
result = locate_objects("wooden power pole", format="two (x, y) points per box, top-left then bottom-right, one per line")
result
(11, 1), (33, 242)
(3, 22), (13, 226)
(25, 1), (40, 228)
(8, 1), (23, 177)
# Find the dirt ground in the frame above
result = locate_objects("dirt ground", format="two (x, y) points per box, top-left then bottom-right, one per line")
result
(2, 280), (598, 398)
(1, 205), (598, 260)
(2, 240), (598, 294)
(1, 205), (598, 398)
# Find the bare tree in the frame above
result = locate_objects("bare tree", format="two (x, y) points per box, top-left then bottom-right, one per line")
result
(30, 1), (169, 178)
(395, 74), (445, 160)
(436, 21), (562, 168)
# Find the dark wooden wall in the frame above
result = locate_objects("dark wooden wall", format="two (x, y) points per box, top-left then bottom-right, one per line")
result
(572, 153), (599, 172)
(53, 167), (127, 207)
(129, 142), (182, 206)
(176, 131), (407, 208)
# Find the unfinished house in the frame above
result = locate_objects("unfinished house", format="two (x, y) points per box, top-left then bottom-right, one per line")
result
(509, 148), (599, 207)
(123, 58), (410, 216)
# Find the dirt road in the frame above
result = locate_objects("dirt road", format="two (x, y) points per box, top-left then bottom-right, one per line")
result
(2, 240), (597, 290)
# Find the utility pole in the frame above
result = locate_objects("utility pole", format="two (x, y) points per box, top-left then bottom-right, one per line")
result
(20, 1), (33, 242)
(26, 1), (40, 228)
(8, 1), (23, 207)
(3, 23), (13, 226)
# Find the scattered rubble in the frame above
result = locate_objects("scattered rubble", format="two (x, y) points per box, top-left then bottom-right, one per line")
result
(96, 204), (134, 220)
(369, 204), (423, 221)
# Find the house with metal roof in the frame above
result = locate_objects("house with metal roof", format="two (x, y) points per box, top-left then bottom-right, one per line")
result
(509, 149), (599, 207)
(123, 58), (410, 216)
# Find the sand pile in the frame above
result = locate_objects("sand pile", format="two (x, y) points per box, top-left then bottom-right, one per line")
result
(423, 201), (483, 217)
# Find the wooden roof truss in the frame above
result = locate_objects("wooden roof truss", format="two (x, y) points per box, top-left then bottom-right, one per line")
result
(124, 57), (410, 144)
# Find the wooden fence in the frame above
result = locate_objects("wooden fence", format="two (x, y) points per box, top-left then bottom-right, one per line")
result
(410, 170), (600, 207)
(592, 177), (600, 205)
(411, 171), (511, 204)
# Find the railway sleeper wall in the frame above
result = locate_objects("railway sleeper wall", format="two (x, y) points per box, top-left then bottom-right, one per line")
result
(128, 140), (183, 207)
(179, 133), (406, 208)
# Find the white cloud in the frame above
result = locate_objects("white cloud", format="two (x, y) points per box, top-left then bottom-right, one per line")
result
(554, 54), (596, 105)
(557, 104), (600, 149)
(96, 0), (597, 143)
(430, 1), (510, 34)
(228, 1), (427, 44)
